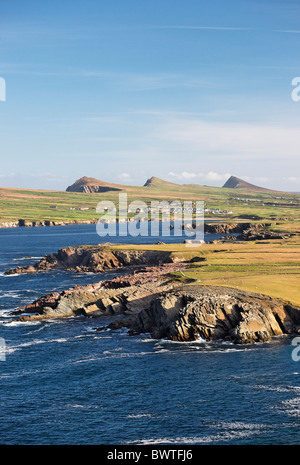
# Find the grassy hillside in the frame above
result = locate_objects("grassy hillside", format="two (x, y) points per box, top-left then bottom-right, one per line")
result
(0, 181), (299, 225)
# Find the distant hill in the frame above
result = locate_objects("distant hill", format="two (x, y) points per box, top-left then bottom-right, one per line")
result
(143, 176), (179, 188)
(222, 176), (276, 193)
(66, 176), (123, 193)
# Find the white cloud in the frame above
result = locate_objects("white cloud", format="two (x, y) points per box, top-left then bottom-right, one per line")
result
(118, 172), (131, 181)
(205, 171), (231, 181)
(254, 176), (271, 183)
(284, 176), (300, 183)
(168, 171), (231, 183)
(160, 119), (300, 160)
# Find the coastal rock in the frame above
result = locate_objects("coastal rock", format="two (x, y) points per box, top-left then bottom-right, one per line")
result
(237, 226), (288, 241)
(17, 263), (187, 321)
(5, 245), (177, 275)
(17, 268), (300, 344)
(126, 285), (300, 344)
(204, 222), (253, 234)
(204, 222), (289, 241)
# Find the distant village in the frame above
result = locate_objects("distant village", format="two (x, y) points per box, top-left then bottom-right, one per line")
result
(50, 204), (234, 216)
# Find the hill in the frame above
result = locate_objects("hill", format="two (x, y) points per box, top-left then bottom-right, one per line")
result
(66, 176), (123, 193)
(143, 176), (179, 188)
(222, 176), (276, 193)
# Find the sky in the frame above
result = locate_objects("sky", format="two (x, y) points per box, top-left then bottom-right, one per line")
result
(0, 0), (300, 191)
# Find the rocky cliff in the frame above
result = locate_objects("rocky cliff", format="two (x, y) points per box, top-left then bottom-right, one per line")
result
(204, 222), (289, 241)
(5, 245), (178, 275)
(66, 176), (123, 193)
(127, 285), (300, 344)
(222, 176), (277, 193)
(16, 263), (188, 321)
(16, 264), (300, 344)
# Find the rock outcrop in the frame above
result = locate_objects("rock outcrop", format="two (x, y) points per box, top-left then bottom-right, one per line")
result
(126, 285), (300, 344)
(5, 245), (178, 275)
(237, 225), (289, 241)
(66, 176), (122, 193)
(204, 222), (253, 234)
(16, 263), (188, 321)
(204, 222), (289, 241)
(143, 176), (179, 188)
(16, 266), (300, 345)
(222, 176), (277, 193)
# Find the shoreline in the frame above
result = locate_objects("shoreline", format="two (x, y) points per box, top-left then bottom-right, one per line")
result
(0, 217), (271, 229)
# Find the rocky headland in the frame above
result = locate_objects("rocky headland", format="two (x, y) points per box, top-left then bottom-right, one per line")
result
(126, 285), (300, 344)
(15, 267), (300, 344)
(16, 262), (190, 321)
(4, 245), (181, 275)
(6, 227), (296, 345)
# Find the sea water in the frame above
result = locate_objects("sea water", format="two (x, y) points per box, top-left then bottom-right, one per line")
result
(0, 224), (299, 445)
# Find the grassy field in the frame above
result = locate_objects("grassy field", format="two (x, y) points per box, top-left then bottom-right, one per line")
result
(0, 178), (300, 224)
(107, 236), (300, 307)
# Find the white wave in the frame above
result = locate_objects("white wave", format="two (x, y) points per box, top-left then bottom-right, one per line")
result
(1, 320), (41, 327)
(253, 384), (300, 393)
(126, 421), (270, 445)
(0, 308), (15, 318)
(278, 397), (300, 417)
(103, 347), (124, 355)
(72, 350), (154, 364)
(140, 337), (155, 343)
(127, 413), (153, 419)
(12, 256), (42, 261)
(153, 338), (256, 354)
(0, 291), (22, 298)
(5, 337), (70, 355)
(2, 273), (22, 277)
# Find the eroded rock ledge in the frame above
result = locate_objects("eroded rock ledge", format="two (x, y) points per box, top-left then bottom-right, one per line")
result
(204, 222), (289, 241)
(15, 264), (300, 344)
(5, 245), (179, 275)
(16, 263), (188, 321)
(125, 285), (300, 344)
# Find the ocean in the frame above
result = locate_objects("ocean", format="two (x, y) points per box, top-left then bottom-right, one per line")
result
(0, 224), (299, 445)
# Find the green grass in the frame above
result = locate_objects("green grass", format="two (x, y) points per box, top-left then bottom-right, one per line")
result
(107, 237), (300, 306)
(1, 182), (300, 224)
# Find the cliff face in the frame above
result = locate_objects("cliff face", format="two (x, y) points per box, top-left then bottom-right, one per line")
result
(143, 176), (179, 188)
(17, 266), (300, 345)
(132, 285), (300, 344)
(5, 245), (177, 275)
(222, 176), (276, 192)
(16, 263), (187, 321)
(66, 176), (122, 193)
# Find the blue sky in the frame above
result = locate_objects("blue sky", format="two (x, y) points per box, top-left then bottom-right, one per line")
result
(0, 0), (300, 191)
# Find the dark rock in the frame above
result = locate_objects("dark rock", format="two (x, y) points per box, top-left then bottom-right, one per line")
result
(127, 285), (300, 344)
(5, 245), (178, 275)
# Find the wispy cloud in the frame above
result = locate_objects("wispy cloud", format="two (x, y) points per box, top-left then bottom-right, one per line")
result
(284, 176), (300, 183)
(81, 70), (210, 91)
(160, 118), (300, 160)
(150, 25), (251, 31)
(274, 30), (300, 34)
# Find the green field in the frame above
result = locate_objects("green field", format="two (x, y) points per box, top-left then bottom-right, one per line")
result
(1, 178), (300, 225)
(107, 236), (300, 307)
